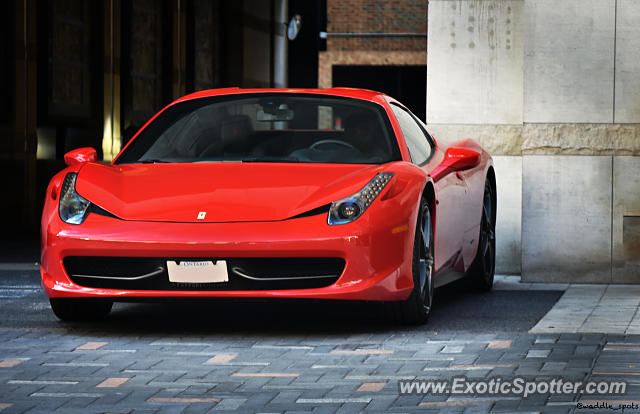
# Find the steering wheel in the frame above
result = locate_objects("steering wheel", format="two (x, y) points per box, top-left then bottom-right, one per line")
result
(309, 139), (356, 151)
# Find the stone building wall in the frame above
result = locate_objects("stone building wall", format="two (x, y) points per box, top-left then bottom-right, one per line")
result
(427, 0), (640, 283)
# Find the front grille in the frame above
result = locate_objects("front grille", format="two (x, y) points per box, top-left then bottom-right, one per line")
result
(63, 256), (345, 291)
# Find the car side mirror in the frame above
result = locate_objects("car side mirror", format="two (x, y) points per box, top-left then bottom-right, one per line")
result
(64, 147), (98, 166)
(443, 147), (481, 171)
(431, 146), (481, 182)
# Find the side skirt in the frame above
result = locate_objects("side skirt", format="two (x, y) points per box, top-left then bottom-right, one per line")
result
(433, 267), (466, 289)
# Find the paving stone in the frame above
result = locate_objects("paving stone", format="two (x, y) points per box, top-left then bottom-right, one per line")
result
(490, 398), (520, 412)
(535, 337), (558, 344)
(474, 352), (506, 364)
(517, 395), (549, 408)
(2, 301), (640, 413)
(441, 346), (464, 354)
(364, 395), (397, 411)
(575, 345), (599, 355)
(498, 352), (526, 363)
(271, 391), (303, 405)
(489, 366), (518, 376)
(526, 350), (551, 358)
(566, 359), (593, 368)
(211, 397), (247, 411)
(21, 398), (67, 413)
(462, 405), (491, 414)
(539, 406), (572, 414)
(310, 407), (337, 414)
(154, 406), (186, 414)
(558, 334), (582, 341)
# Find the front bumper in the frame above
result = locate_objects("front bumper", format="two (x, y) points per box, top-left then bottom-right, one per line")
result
(41, 209), (416, 302)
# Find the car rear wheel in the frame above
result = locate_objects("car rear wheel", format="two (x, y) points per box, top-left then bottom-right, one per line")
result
(391, 199), (434, 325)
(49, 298), (113, 321)
(467, 180), (495, 291)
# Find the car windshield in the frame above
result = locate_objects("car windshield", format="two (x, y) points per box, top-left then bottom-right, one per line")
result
(114, 93), (402, 165)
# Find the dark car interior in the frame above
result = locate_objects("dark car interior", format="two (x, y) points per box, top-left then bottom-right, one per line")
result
(115, 94), (402, 165)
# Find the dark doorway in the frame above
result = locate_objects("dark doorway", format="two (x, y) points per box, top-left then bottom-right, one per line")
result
(287, 0), (325, 88)
(0, 0), (14, 127)
(332, 65), (427, 122)
(121, 0), (173, 135)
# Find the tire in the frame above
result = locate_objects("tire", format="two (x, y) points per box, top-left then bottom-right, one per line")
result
(467, 180), (495, 292)
(49, 298), (113, 321)
(391, 199), (435, 325)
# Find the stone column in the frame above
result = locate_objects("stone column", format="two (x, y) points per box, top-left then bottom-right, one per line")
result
(426, 0), (524, 275)
(426, 0), (640, 283)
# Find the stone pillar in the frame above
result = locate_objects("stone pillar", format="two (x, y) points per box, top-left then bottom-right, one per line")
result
(426, 0), (524, 275)
(520, 0), (640, 283)
(426, 0), (640, 283)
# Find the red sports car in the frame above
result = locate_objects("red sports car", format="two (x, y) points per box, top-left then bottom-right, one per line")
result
(41, 88), (496, 324)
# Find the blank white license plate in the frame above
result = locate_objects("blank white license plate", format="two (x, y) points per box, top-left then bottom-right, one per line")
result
(167, 260), (229, 283)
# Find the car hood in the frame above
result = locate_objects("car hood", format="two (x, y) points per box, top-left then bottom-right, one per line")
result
(75, 162), (383, 222)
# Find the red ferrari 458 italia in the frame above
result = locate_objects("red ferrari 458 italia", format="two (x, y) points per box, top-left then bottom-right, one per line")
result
(41, 88), (496, 324)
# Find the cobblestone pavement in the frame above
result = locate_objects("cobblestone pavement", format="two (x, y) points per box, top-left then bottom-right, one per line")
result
(531, 285), (640, 335)
(1, 269), (639, 413)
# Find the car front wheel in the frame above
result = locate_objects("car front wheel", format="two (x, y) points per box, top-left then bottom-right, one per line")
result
(391, 199), (434, 325)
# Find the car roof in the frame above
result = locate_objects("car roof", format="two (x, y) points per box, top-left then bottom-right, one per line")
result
(174, 87), (391, 105)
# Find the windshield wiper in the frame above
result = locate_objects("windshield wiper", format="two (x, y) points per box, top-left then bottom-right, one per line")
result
(241, 156), (299, 163)
(139, 157), (299, 164)
(139, 159), (170, 164)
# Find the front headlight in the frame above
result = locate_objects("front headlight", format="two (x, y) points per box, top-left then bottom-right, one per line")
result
(328, 172), (394, 225)
(59, 173), (90, 224)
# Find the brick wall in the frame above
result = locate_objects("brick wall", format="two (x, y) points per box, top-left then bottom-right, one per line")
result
(326, 0), (427, 51)
(319, 0), (427, 88)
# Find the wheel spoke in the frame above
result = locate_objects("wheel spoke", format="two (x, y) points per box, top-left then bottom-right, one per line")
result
(480, 187), (494, 258)
(424, 268), (432, 312)
(421, 210), (430, 257)
(483, 241), (493, 275)
(419, 259), (426, 294)
(482, 234), (489, 256)
(418, 204), (433, 313)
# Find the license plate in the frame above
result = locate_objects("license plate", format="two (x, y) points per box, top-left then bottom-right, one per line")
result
(167, 260), (229, 283)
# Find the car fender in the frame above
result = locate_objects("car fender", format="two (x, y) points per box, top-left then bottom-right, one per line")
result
(379, 162), (435, 282)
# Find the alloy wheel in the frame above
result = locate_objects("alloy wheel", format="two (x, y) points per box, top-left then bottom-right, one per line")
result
(418, 203), (434, 314)
(480, 184), (495, 284)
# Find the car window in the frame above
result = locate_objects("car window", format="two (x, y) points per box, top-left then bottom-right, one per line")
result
(390, 104), (434, 165)
(114, 94), (402, 165)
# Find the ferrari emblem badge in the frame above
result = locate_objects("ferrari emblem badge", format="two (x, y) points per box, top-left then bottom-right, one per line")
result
(197, 211), (206, 220)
